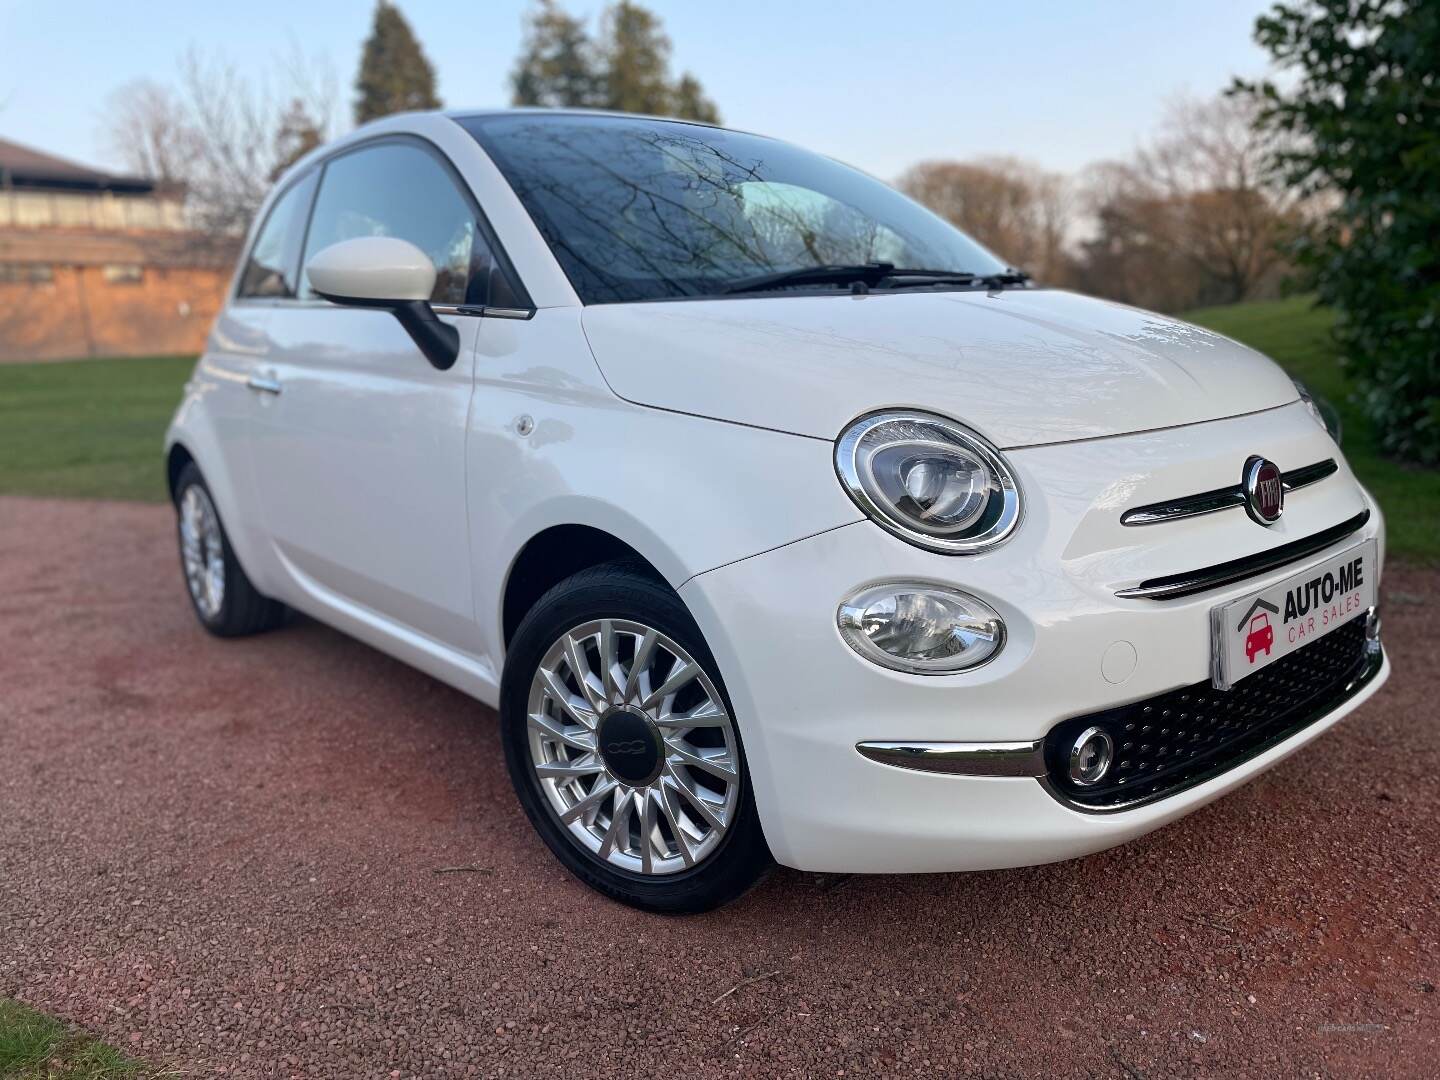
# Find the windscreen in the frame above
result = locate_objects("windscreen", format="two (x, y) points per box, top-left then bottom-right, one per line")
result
(461, 113), (1008, 304)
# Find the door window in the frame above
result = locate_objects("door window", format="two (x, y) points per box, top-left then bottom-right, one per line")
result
(301, 140), (507, 306)
(237, 171), (318, 299)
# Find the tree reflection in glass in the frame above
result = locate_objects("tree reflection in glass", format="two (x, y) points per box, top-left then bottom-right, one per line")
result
(464, 115), (1007, 303)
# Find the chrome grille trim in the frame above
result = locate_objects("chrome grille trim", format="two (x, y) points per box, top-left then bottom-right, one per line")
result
(855, 740), (1046, 777)
(1120, 458), (1338, 527)
(1282, 458), (1340, 491)
(1115, 509), (1370, 601)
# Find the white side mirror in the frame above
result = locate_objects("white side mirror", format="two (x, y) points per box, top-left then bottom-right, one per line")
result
(306, 236), (437, 303)
(304, 237), (458, 371)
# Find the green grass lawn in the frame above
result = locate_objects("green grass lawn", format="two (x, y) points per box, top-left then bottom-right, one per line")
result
(1184, 295), (1440, 562)
(0, 999), (153, 1079)
(0, 298), (1434, 559)
(0, 355), (195, 503)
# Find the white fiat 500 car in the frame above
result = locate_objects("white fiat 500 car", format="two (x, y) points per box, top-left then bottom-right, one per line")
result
(166, 110), (1388, 911)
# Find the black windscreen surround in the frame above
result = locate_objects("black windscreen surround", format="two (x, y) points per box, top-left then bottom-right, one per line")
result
(461, 113), (1007, 304)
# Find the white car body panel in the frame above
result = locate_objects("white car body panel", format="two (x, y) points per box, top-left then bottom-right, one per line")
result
(249, 303), (484, 654)
(169, 309), (274, 580)
(171, 296), (862, 706)
(164, 110), (1389, 878)
(460, 306), (861, 684)
(581, 288), (1301, 445)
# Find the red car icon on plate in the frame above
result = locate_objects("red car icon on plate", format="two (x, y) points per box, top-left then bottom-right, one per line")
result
(1245, 612), (1274, 663)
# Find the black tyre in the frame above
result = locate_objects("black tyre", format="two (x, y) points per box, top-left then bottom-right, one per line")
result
(500, 561), (771, 913)
(173, 462), (285, 638)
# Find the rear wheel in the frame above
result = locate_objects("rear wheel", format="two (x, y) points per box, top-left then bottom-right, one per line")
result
(500, 562), (771, 912)
(174, 462), (285, 637)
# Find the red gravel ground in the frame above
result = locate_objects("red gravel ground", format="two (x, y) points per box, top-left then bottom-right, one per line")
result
(1, 495), (1437, 1078)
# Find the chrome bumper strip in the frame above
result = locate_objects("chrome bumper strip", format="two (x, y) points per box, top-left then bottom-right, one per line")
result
(1121, 458), (1337, 527)
(855, 739), (1046, 777)
(1115, 509), (1370, 601)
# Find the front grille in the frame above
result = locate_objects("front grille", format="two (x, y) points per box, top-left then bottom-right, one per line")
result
(1115, 509), (1370, 600)
(1044, 617), (1378, 811)
(1119, 458), (1338, 527)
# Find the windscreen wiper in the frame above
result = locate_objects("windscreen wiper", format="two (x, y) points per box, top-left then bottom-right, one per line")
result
(881, 268), (1033, 290)
(722, 263), (901, 294)
(722, 264), (1030, 295)
(976, 269), (1032, 288)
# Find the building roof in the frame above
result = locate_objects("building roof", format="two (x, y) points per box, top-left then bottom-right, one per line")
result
(0, 137), (155, 194)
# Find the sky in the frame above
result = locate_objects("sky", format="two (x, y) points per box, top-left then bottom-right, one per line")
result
(0, 0), (1277, 182)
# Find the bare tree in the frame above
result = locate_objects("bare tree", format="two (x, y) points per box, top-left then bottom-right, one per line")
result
(181, 47), (338, 236)
(103, 79), (198, 186)
(1139, 95), (1298, 301)
(270, 99), (326, 182)
(177, 50), (285, 238)
(897, 158), (1074, 283)
(1075, 159), (1203, 312)
(1079, 95), (1297, 308)
(97, 45), (337, 250)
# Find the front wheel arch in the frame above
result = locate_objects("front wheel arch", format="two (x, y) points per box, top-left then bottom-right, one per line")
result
(501, 524), (667, 648)
(166, 442), (196, 504)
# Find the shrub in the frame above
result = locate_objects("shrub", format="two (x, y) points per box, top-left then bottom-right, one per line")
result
(1235, 0), (1440, 465)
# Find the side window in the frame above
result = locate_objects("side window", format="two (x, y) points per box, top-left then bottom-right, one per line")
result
(237, 171), (318, 299)
(302, 141), (501, 306)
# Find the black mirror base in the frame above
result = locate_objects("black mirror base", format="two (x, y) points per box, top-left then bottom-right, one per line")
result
(393, 300), (461, 371)
(311, 289), (460, 371)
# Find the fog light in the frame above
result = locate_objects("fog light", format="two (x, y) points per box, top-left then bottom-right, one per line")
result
(1365, 606), (1382, 654)
(1069, 726), (1113, 786)
(837, 583), (1004, 675)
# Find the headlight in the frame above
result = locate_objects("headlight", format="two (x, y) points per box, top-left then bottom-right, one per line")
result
(834, 411), (1021, 554)
(837, 583), (1005, 674)
(1294, 378), (1343, 444)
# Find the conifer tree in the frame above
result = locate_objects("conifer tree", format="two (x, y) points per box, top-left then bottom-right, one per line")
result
(512, 0), (603, 108)
(354, 1), (441, 125)
(511, 0), (720, 124)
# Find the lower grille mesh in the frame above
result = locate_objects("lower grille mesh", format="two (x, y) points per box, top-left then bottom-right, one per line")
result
(1045, 617), (1375, 810)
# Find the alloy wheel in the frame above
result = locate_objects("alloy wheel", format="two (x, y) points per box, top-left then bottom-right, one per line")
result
(179, 484), (226, 620)
(525, 619), (740, 876)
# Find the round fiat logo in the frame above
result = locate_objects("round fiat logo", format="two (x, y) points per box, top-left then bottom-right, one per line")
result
(1243, 456), (1284, 525)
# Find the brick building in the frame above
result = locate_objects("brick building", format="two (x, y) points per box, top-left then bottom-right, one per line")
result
(0, 137), (236, 362)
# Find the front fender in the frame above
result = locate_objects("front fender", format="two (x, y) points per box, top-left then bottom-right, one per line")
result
(469, 396), (863, 672)
(164, 356), (276, 596)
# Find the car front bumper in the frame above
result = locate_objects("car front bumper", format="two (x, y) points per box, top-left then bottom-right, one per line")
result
(678, 403), (1390, 873)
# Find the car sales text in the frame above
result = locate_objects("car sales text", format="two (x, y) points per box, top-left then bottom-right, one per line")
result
(1283, 556), (1364, 643)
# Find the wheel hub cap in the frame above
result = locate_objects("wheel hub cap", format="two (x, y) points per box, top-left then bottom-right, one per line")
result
(596, 707), (663, 786)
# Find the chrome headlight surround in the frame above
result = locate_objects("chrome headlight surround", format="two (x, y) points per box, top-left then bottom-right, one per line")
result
(834, 410), (1022, 554)
(837, 582), (1006, 674)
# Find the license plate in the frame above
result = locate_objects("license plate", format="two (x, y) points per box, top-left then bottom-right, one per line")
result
(1209, 539), (1376, 690)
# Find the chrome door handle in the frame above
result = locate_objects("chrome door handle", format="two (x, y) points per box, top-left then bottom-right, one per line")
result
(246, 373), (282, 395)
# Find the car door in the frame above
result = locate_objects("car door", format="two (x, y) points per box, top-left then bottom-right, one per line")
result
(205, 168), (319, 566)
(248, 135), (526, 657)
